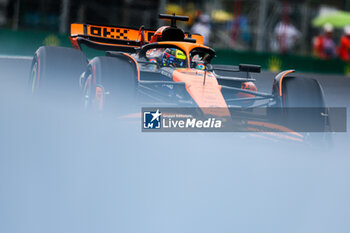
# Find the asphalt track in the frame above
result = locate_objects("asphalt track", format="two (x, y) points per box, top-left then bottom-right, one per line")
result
(1, 56), (350, 233)
(0, 56), (349, 151)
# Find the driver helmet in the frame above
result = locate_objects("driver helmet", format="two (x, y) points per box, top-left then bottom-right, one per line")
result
(162, 48), (187, 68)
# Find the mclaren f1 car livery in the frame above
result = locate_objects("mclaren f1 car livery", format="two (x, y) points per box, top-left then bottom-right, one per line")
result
(28, 14), (329, 134)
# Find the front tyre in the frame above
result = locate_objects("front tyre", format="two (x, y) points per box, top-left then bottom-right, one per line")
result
(275, 76), (331, 148)
(281, 76), (325, 108)
(82, 56), (137, 115)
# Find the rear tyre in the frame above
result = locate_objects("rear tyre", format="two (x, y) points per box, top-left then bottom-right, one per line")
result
(81, 56), (137, 115)
(29, 46), (87, 102)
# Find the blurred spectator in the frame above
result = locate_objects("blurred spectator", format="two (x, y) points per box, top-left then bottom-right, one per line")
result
(230, 16), (251, 46)
(272, 19), (300, 54)
(313, 23), (336, 59)
(0, 0), (8, 26)
(338, 26), (350, 62)
(191, 14), (211, 45)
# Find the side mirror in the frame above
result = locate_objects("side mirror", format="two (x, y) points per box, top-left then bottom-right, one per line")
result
(239, 64), (261, 73)
(190, 61), (213, 71)
(206, 63), (213, 71)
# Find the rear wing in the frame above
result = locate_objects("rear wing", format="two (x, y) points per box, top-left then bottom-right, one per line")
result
(70, 23), (204, 53)
(70, 23), (156, 53)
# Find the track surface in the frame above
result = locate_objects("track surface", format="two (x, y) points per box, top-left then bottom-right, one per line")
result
(1, 57), (350, 233)
(1, 56), (349, 108)
(1, 56), (349, 150)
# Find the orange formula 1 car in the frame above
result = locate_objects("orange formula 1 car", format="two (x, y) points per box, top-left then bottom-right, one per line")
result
(28, 14), (329, 134)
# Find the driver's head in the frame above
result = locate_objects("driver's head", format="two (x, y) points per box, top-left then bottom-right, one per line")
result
(162, 48), (187, 68)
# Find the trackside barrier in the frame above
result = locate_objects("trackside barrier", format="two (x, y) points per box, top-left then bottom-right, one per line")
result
(1, 29), (349, 75)
(0, 29), (104, 58)
(214, 49), (349, 76)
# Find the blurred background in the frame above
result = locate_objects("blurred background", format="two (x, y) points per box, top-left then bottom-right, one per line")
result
(1, 2), (350, 233)
(2, 0), (350, 73)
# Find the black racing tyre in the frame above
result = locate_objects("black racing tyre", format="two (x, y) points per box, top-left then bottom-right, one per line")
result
(279, 76), (332, 148)
(29, 46), (87, 102)
(81, 56), (137, 114)
(279, 76), (328, 132)
(281, 76), (325, 108)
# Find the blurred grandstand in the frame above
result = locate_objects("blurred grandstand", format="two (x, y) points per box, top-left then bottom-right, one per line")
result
(1, 0), (350, 58)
